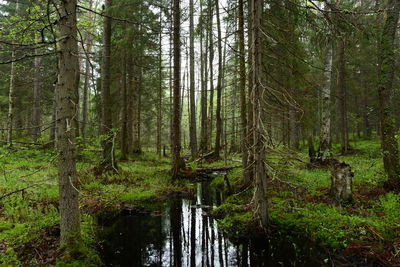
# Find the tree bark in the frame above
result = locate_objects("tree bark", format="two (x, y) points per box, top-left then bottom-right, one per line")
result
(31, 31), (41, 143)
(126, 34), (134, 153)
(238, 0), (249, 184)
(120, 49), (128, 159)
(199, 3), (208, 153)
(7, 49), (16, 146)
(317, 1), (333, 163)
(213, 0), (223, 159)
(171, 0), (182, 180)
(377, 0), (400, 179)
(7, 0), (19, 146)
(246, 0), (254, 182)
(331, 162), (353, 204)
(189, 0), (197, 159)
(157, 6), (163, 158)
(337, 37), (349, 154)
(56, 0), (80, 246)
(81, 0), (94, 138)
(317, 45), (333, 162)
(207, 0), (214, 151)
(100, 0), (116, 170)
(251, 0), (268, 229)
(132, 70), (141, 154)
(50, 83), (57, 144)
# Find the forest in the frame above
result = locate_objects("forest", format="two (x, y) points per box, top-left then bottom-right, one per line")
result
(0, 0), (400, 266)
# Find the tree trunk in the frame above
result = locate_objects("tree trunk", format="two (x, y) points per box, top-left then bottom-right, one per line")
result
(213, 0), (223, 159)
(81, 54), (90, 138)
(100, 0), (116, 170)
(246, 0), (254, 182)
(331, 162), (353, 204)
(157, 6), (163, 158)
(377, 0), (400, 179)
(207, 0), (214, 151)
(199, 3), (208, 153)
(238, 0), (248, 185)
(74, 50), (80, 139)
(31, 32), (41, 142)
(132, 71), (141, 154)
(337, 37), (349, 154)
(56, 0), (80, 247)
(189, 0), (197, 159)
(81, 0), (94, 138)
(289, 108), (299, 150)
(126, 38), (134, 153)
(169, 2), (174, 152)
(171, 0), (183, 180)
(50, 83), (57, 144)
(120, 50), (128, 159)
(317, 1), (333, 163)
(7, 49), (16, 146)
(251, 0), (268, 229)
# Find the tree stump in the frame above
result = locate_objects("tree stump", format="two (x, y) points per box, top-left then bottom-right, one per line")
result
(331, 162), (353, 204)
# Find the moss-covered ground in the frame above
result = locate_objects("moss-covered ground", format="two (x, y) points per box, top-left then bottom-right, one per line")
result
(0, 142), (191, 266)
(212, 140), (400, 265)
(1, 139), (399, 265)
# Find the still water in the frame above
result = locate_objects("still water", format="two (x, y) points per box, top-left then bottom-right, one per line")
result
(98, 182), (325, 267)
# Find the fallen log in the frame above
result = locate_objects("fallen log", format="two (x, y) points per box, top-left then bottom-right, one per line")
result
(195, 165), (241, 173)
(194, 151), (215, 163)
(180, 165), (241, 179)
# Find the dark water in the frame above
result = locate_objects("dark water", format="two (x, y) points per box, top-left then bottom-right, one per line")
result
(98, 182), (326, 267)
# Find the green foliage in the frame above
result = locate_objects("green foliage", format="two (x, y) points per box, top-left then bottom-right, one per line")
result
(212, 201), (253, 239)
(0, 145), (189, 265)
(379, 193), (400, 224)
(213, 140), (400, 253)
(0, 248), (19, 266)
(56, 215), (101, 267)
(187, 161), (198, 170)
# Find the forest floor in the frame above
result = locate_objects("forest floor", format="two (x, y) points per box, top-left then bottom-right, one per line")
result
(0, 143), (192, 266)
(214, 140), (400, 266)
(0, 139), (399, 266)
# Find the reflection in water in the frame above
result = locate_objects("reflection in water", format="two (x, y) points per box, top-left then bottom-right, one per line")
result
(99, 182), (324, 267)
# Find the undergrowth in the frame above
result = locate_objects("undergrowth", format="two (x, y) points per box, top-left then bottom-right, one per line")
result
(0, 142), (189, 265)
(212, 139), (400, 259)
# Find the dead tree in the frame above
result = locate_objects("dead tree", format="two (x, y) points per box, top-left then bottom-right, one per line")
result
(331, 161), (353, 204)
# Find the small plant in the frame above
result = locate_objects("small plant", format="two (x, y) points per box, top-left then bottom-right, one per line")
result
(379, 192), (400, 223)
(188, 161), (198, 170)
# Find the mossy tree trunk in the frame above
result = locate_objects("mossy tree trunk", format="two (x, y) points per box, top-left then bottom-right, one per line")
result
(56, 0), (80, 247)
(100, 0), (116, 170)
(377, 0), (400, 179)
(238, 0), (249, 185)
(316, 1), (333, 164)
(213, 0), (223, 159)
(171, 0), (182, 180)
(189, 0), (197, 159)
(251, 0), (268, 229)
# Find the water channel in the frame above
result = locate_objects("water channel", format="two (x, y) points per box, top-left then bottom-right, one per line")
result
(98, 181), (326, 266)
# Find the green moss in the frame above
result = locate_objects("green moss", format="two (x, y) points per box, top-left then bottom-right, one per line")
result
(56, 215), (101, 266)
(0, 145), (190, 265)
(119, 190), (156, 203)
(212, 140), (400, 253)
(212, 201), (254, 239)
(379, 192), (400, 224)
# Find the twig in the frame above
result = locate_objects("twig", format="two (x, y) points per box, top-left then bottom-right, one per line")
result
(0, 184), (37, 201)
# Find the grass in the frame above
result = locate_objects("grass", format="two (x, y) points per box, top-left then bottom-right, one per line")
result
(0, 142), (190, 266)
(212, 139), (400, 264)
(1, 138), (399, 265)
